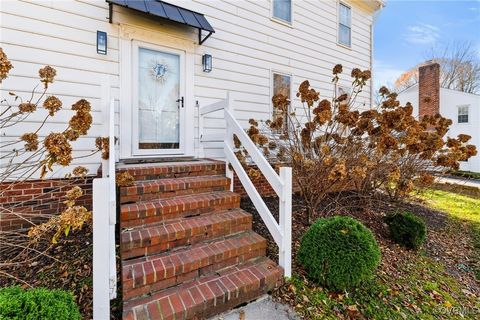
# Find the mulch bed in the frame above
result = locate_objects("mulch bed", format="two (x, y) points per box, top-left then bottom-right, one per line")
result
(241, 191), (480, 298)
(0, 227), (94, 319)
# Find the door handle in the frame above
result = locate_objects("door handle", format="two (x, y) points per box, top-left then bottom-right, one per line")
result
(176, 97), (184, 108)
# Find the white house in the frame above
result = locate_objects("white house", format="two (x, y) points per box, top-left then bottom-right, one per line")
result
(1, 0), (382, 174)
(398, 63), (480, 173)
(0, 1), (384, 319)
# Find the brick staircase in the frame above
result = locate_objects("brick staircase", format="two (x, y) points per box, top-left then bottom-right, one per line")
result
(118, 159), (283, 320)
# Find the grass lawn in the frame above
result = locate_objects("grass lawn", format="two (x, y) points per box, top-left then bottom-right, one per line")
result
(418, 188), (480, 279)
(272, 189), (480, 319)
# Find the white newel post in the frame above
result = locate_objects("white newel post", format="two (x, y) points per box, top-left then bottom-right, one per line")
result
(224, 92), (234, 191)
(93, 178), (110, 319)
(279, 167), (292, 278)
(108, 97), (117, 300)
(94, 77), (116, 319)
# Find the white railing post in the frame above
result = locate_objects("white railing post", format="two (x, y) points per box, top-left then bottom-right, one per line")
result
(224, 92), (234, 191)
(108, 98), (117, 299)
(279, 167), (292, 278)
(93, 178), (110, 319)
(94, 80), (116, 319)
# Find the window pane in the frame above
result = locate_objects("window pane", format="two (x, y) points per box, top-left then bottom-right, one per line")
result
(339, 4), (351, 26)
(458, 114), (468, 123)
(138, 47), (180, 149)
(339, 24), (351, 46)
(273, 0), (292, 23)
(273, 73), (291, 132)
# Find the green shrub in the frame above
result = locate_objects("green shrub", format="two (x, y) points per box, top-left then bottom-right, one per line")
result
(0, 286), (81, 320)
(386, 211), (426, 250)
(297, 216), (381, 291)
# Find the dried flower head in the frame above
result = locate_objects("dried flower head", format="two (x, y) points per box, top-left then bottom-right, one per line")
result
(333, 64), (343, 75)
(43, 96), (62, 116)
(360, 70), (371, 80)
(351, 68), (362, 78)
(379, 86), (390, 96)
(44, 132), (72, 166)
(66, 186), (83, 199)
(95, 137), (109, 160)
(72, 166), (88, 177)
(272, 94), (289, 111)
(296, 80), (319, 107)
(69, 108), (92, 135)
(38, 65), (56, 88)
(18, 102), (36, 113)
(116, 171), (135, 187)
(457, 134), (471, 143)
(21, 132), (39, 151)
(64, 129), (80, 141)
(0, 48), (13, 82)
(72, 99), (91, 112)
(328, 160), (347, 181)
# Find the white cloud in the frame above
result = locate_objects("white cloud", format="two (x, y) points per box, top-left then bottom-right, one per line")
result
(372, 60), (406, 91)
(403, 23), (440, 45)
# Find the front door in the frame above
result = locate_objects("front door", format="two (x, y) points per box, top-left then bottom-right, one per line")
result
(132, 41), (185, 156)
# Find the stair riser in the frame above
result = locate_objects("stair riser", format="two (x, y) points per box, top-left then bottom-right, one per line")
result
(120, 195), (240, 229)
(122, 215), (252, 260)
(122, 248), (266, 301)
(123, 260), (284, 320)
(120, 185), (229, 204)
(118, 165), (226, 182)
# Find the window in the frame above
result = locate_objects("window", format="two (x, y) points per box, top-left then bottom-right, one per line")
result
(272, 0), (292, 24)
(338, 3), (351, 47)
(272, 72), (291, 133)
(458, 105), (469, 123)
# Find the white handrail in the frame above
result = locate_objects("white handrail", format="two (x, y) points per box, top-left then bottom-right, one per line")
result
(199, 93), (292, 277)
(93, 96), (117, 319)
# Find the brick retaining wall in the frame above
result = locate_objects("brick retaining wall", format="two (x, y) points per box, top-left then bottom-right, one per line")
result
(0, 177), (94, 231)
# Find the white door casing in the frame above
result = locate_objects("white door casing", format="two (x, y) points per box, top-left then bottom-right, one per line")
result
(119, 25), (195, 159)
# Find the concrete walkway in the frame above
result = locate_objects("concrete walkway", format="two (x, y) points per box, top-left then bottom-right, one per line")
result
(210, 296), (299, 320)
(435, 176), (480, 188)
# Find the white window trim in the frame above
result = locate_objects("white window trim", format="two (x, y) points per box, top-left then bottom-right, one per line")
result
(270, 70), (293, 133)
(457, 104), (470, 124)
(337, 1), (352, 49)
(271, 0), (294, 27)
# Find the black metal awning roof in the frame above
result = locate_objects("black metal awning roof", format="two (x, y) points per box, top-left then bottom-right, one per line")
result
(106, 0), (215, 44)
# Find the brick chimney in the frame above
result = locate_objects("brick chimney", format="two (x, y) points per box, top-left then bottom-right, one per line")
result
(418, 62), (440, 118)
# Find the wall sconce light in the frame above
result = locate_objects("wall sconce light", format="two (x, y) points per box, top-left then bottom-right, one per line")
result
(202, 54), (212, 73)
(97, 31), (107, 55)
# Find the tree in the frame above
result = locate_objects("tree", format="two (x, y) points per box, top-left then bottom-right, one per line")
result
(395, 41), (480, 94)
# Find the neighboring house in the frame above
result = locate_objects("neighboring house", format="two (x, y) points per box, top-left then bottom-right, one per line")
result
(0, 1), (383, 319)
(398, 63), (480, 173)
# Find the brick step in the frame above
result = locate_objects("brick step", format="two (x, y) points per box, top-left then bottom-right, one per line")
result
(120, 191), (241, 229)
(119, 175), (230, 204)
(122, 231), (267, 300)
(117, 160), (226, 181)
(121, 209), (252, 260)
(123, 257), (283, 320)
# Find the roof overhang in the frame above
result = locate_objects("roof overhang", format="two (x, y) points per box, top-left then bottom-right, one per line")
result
(106, 0), (215, 45)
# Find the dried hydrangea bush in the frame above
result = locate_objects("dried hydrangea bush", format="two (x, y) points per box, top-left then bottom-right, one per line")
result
(236, 64), (477, 221)
(0, 48), (112, 266)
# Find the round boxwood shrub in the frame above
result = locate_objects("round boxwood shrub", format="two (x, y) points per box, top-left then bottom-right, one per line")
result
(0, 286), (81, 320)
(386, 211), (426, 250)
(297, 216), (381, 291)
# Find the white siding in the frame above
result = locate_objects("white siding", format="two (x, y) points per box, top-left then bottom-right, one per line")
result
(1, 0), (375, 178)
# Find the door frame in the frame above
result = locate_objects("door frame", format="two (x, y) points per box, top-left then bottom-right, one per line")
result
(119, 25), (195, 159)
(131, 41), (186, 156)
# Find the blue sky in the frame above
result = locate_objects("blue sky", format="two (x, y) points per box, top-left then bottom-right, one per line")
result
(373, 0), (480, 89)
